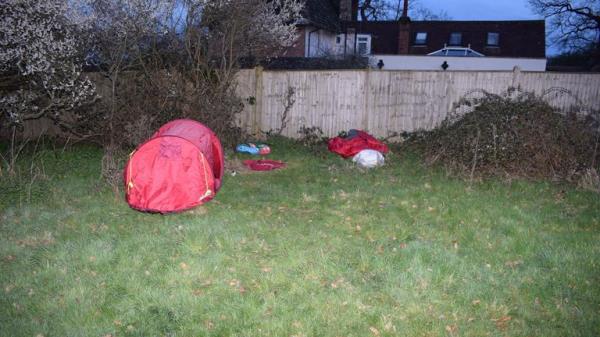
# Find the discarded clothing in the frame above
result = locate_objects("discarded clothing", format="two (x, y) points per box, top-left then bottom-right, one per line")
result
(328, 130), (389, 158)
(243, 159), (286, 171)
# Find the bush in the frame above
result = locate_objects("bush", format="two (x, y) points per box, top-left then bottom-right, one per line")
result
(297, 126), (327, 155)
(406, 88), (600, 182)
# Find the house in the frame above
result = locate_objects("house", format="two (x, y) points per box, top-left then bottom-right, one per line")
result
(283, 0), (547, 71)
(282, 0), (347, 58)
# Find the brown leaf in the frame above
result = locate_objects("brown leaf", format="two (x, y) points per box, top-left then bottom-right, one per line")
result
(445, 324), (458, 333)
(504, 260), (523, 268)
(369, 326), (380, 336)
(492, 316), (512, 330)
(205, 320), (214, 330)
(3, 255), (15, 262)
(179, 262), (189, 270)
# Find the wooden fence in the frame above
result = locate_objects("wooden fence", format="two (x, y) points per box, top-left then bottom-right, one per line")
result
(11, 68), (600, 140)
(235, 68), (600, 138)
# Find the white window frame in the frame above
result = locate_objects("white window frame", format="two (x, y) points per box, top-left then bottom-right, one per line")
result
(356, 34), (371, 55)
(414, 32), (427, 45)
(487, 32), (499, 46)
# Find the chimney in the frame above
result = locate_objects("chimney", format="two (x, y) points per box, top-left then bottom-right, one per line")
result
(397, 0), (411, 54)
(401, 0), (409, 18)
(339, 0), (351, 20)
(339, 0), (358, 21)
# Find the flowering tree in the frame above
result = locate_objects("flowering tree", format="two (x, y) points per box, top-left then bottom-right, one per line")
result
(0, 0), (95, 130)
(0, 0), (95, 174)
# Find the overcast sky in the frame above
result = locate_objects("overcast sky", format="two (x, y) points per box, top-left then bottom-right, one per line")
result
(417, 0), (539, 20)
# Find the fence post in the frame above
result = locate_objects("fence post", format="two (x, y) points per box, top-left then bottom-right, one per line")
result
(253, 66), (264, 136)
(511, 66), (522, 89)
(363, 68), (370, 131)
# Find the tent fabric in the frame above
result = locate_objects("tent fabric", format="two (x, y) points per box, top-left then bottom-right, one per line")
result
(152, 119), (224, 191)
(327, 130), (389, 158)
(124, 119), (224, 213)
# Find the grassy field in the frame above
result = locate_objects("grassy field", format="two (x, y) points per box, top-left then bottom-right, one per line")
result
(1, 139), (599, 337)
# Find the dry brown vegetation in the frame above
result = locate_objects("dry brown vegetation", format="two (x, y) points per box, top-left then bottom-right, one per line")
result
(407, 88), (600, 183)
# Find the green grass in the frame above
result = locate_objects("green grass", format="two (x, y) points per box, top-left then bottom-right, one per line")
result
(1, 138), (599, 337)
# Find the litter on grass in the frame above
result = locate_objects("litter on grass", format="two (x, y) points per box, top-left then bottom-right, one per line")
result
(328, 129), (388, 158)
(328, 129), (388, 168)
(353, 149), (385, 169)
(236, 143), (271, 155)
(243, 159), (286, 171)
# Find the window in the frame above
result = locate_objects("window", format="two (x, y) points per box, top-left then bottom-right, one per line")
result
(487, 32), (499, 46)
(356, 34), (371, 55)
(449, 32), (462, 46)
(427, 46), (484, 57)
(414, 32), (427, 45)
(336, 35), (342, 44)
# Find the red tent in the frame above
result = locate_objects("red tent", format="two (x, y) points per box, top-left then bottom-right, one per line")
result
(124, 119), (224, 213)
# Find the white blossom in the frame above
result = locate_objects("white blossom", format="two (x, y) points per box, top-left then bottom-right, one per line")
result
(0, 0), (95, 127)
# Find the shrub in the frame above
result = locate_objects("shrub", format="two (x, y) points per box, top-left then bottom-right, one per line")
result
(297, 126), (327, 154)
(407, 88), (599, 182)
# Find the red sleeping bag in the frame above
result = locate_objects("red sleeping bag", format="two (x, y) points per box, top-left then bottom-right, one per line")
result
(328, 130), (389, 158)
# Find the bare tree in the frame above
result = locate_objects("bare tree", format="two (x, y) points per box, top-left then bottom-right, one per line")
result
(357, 0), (451, 21)
(358, 0), (392, 21)
(74, 0), (175, 146)
(413, 6), (451, 21)
(529, 0), (600, 52)
(70, 0), (302, 190)
(171, 0), (303, 142)
(73, 0), (302, 147)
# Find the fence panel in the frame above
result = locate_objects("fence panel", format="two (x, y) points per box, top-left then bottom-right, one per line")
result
(236, 68), (600, 138)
